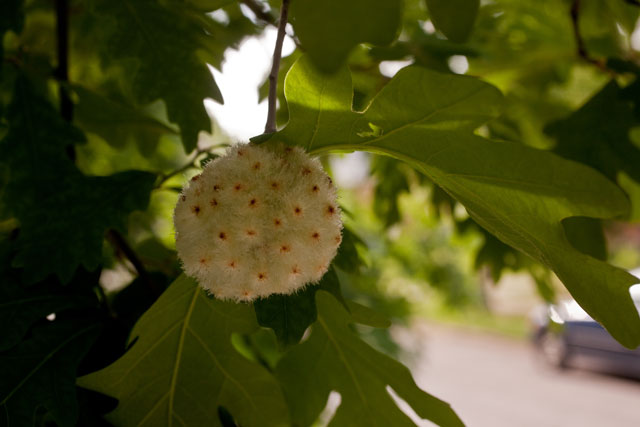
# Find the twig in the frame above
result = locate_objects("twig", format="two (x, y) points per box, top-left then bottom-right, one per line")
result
(155, 147), (206, 188)
(106, 230), (163, 297)
(264, 0), (290, 134)
(624, 0), (640, 6)
(569, 0), (613, 74)
(241, 0), (301, 47)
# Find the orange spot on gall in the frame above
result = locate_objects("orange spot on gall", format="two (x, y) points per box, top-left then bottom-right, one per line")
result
(219, 232), (227, 240)
(210, 198), (218, 207)
(234, 183), (243, 191)
(192, 205), (201, 215)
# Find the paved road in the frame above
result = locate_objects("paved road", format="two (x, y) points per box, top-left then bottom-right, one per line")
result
(392, 322), (640, 427)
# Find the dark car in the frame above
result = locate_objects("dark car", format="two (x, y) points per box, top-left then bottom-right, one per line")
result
(531, 269), (640, 377)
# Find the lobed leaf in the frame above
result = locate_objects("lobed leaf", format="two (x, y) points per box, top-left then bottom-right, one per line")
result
(89, 0), (224, 152)
(78, 275), (289, 427)
(274, 57), (640, 348)
(275, 291), (463, 426)
(0, 75), (156, 283)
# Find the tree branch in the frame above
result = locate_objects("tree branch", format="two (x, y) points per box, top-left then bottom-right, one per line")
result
(106, 230), (162, 297)
(569, 0), (612, 74)
(264, 0), (290, 134)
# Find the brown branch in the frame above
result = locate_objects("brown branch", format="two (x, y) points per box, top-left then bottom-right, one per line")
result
(106, 230), (163, 297)
(569, 0), (613, 74)
(264, 0), (290, 134)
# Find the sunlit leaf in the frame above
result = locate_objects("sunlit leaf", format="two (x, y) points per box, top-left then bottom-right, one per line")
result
(78, 275), (290, 427)
(275, 291), (463, 426)
(274, 57), (640, 348)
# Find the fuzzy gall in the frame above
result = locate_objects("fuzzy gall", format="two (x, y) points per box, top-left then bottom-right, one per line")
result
(173, 144), (343, 301)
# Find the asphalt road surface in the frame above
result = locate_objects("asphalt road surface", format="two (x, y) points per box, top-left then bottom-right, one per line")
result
(392, 322), (640, 427)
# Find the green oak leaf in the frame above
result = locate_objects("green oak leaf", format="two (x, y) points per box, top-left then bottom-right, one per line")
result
(72, 85), (178, 156)
(546, 80), (640, 220)
(0, 75), (156, 283)
(290, 0), (401, 73)
(254, 266), (343, 348)
(425, 0), (479, 42)
(0, 319), (101, 427)
(78, 275), (289, 427)
(89, 0), (224, 152)
(275, 291), (463, 426)
(274, 57), (640, 348)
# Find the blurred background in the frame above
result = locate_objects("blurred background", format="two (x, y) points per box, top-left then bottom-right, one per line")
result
(7, 0), (640, 425)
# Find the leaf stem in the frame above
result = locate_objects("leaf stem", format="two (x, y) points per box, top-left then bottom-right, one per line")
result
(155, 147), (206, 188)
(264, 0), (291, 134)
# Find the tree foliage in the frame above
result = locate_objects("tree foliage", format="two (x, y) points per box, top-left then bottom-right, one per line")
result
(1, 0), (640, 426)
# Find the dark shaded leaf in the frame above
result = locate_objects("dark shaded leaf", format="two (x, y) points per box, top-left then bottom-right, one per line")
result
(0, 76), (156, 283)
(0, 0), (23, 65)
(254, 267), (343, 347)
(0, 319), (101, 427)
(425, 0), (479, 42)
(89, 0), (224, 152)
(275, 291), (463, 426)
(546, 80), (640, 219)
(290, 0), (402, 73)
